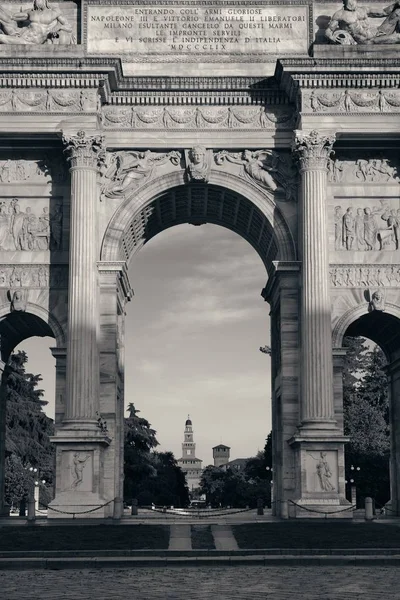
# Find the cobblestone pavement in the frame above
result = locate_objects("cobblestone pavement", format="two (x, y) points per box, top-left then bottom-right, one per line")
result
(1, 566), (400, 600)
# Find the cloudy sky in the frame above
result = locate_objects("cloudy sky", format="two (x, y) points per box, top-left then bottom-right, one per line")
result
(17, 223), (272, 466)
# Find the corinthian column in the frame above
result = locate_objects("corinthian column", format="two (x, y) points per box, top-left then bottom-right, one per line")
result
(62, 130), (104, 426)
(293, 130), (337, 431)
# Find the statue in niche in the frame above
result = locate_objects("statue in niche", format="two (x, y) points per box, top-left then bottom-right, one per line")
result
(325, 0), (400, 45)
(0, 0), (75, 45)
(186, 145), (211, 182)
(101, 150), (181, 199)
(370, 289), (386, 311)
(71, 453), (90, 489)
(10, 198), (26, 250)
(8, 289), (26, 312)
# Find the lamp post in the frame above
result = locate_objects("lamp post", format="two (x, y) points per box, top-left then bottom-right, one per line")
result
(345, 464), (361, 507)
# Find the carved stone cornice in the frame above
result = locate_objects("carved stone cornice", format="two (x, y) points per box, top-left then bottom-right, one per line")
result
(293, 130), (335, 171)
(62, 130), (105, 169)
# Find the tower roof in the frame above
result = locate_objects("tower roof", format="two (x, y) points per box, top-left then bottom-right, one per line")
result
(212, 444), (230, 450)
(185, 414), (192, 426)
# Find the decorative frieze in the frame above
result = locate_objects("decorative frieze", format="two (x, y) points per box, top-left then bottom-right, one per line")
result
(0, 155), (67, 184)
(0, 198), (62, 251)
(0, 89), (98, 112)
(303, 89), (400, 114)
(328, 157), (398, 184)
(101, 105), (295, 130)
(329, 265), (400, 288)
(0, 265), (68, 288)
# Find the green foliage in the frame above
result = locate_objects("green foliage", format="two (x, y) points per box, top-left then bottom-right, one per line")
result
(4, 454), (31, 506)
(123, 404), (189, 507)
(343, 337), (390, 507)
(199, 435), (272, 508)
(4, 351), (55, 503)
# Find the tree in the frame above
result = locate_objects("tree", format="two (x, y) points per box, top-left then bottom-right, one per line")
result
(343, 337), (390, 507)
(5, 351), (55, 504)
(123, 404), (189, 507)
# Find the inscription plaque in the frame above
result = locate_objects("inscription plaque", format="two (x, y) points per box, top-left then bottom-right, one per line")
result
(86, 1), (310, 60)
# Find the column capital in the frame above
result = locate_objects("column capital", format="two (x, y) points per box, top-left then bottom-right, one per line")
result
(293, 130), (336, 171)
(62, 130), (105, 169)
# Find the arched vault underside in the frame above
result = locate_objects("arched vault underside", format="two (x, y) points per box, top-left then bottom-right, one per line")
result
(345, 311), (400, 361)
(0, 308), (57, 362)
(108, 183), (294, 273)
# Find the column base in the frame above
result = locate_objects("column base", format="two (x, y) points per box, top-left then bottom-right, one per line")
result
(287, 435), (352, 519)
(48, 491), (112, 519)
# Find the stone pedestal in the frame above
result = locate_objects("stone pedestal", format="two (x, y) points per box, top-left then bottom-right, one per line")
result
(49, 131), (111, 519)
(289, 131), (350, 516)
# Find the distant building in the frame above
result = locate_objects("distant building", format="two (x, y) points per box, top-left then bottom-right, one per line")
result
(220, 458), (250, 472)
(212, 444), (231, 467)
(177, 416), (203, 491)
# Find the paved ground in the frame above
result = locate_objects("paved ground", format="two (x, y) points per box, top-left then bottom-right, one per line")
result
(1, 566), (400, 600)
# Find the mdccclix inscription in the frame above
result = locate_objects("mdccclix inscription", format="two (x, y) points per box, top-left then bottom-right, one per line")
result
(87, 3), (309, 56)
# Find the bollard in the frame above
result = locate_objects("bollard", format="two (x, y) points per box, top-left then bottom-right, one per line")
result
(27, 498), (36, 522)
(257, 498), (264, 516)
(113, 497), (123, 520)
(365, 497), (374, 521)
(131, 498), (138, 516)
(280, 500), (289, 519)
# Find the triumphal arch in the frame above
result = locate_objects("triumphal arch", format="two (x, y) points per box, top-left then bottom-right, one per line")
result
(1, 0), (400, 519)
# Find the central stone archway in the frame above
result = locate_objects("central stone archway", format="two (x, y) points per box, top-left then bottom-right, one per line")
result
(97, 176), (299, 519)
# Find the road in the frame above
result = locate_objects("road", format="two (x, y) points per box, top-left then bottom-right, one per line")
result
(1, 566), (399, 600)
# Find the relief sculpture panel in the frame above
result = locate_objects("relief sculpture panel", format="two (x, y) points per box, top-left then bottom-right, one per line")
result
(0, 265), (67, 288)
(333, 202), (400, 252)
(0, 198), (62, 251)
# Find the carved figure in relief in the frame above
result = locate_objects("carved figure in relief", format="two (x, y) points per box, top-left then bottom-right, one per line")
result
(343, 207), (355, 250)
(50, 203), (62, 250)
(355, 208), (366, 250)
(0, 198), (62, 251)
(325, 0), (400, 45)
(9, 289), (26, 312)
(328, 159), (344, 183)
(0, 0), (75, 45)
(355, 158), (396, 182)
(71, 452), (90, 489)
(315, 452), (335, 492)
(11, 200), (26, 250)
(102, 150), (181, 199)
(334, 206), (343, 250)
(370, 290), (386, 311)
(187, 146), (211, 183)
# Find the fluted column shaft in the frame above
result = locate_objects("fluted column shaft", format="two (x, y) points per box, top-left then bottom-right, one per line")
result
(63, 130), (104, 423)
(293, 130), (336, 427)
